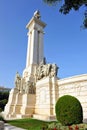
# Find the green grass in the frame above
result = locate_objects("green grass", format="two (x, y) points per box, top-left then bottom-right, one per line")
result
(7, 118), (87, 130)
(7, 118), (50, 130)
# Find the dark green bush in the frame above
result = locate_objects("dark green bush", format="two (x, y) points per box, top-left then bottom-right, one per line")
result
(0, 91), (9, 100)
(0, 91), (9, 111)
(55, 95), (83, 126)
(0, 99), (8, 110)
(0, 115), (4, 121)
(0, 108), (2, 112)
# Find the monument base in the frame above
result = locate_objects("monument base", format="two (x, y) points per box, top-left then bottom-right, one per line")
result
(33, 114), (56, 121)
(16, 114), (32, 119)
(34, 77), (58, 120)
(4, 88), (36, 119)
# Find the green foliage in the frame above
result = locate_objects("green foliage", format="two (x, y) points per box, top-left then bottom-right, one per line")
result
(83, 10), (87, 28)
(0, 115), (4, 121)
(59, 0), (87, 29)
(43, 0), (87, 29)
(0, 108), (2, 112)
(47, 122), (62, 129)
(0, 99), (8, 110)
(7, 118), (87, 130)
(7, 118), (49, 130)
(0, 91), (9, 100)
(43, 0), (60, 5)
(84, 17), (87, 28)
(43, 0), (87, 10)
(59, 0), (86, 14)
(0, 91), (9, 111)
(55, 95), (83, 126)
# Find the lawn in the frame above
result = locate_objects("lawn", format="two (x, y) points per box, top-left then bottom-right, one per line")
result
(7, 118), (50, 130)
(7, 118), (87, 130)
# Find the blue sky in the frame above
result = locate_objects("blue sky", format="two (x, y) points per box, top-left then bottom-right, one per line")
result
(0, 0), (87, 88)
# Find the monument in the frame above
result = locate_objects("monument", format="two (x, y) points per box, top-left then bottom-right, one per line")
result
(4, 11), (87, 121)
(4, 10), (58, 120)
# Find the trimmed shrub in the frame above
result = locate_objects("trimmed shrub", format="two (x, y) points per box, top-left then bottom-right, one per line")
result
(55, 95), (83, 126)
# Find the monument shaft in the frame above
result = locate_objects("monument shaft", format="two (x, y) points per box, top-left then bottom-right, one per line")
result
(23, 11), (46, 81)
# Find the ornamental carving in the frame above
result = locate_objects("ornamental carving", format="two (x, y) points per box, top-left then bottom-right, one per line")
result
(15, 72), (36, 94)
(36, 58), (58, 80)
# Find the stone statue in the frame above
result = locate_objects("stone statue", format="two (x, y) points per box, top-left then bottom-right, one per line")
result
(15, 72), (21, 91)
(20, 78), (25, 93)
(34, 10), (41, 19)
(45, 64), (51, 76)
(36, 57), (48, 80)
(37, 64), (45, 80)
(40, 57), (46, 65)
(50, 64), (58, 77)
(36, 62), (58, 80)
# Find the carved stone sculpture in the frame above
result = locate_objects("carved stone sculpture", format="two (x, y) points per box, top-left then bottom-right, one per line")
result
(50, 64), (58, 77)
(40, 57), (46, 65)
(36, 62), (58, 80)
(34, 10), (41, 19)
(15, 72), (21, 91)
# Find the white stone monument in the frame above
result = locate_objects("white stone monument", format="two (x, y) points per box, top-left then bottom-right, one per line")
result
(4, 10), (58, 120)
(3, 10), (87, 121)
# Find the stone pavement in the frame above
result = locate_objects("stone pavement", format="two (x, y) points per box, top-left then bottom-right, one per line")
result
(4, 123), (26, 130)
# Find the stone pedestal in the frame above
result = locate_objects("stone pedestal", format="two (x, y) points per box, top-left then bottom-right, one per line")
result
(4, 88), (19, 118)
(20, 94), (36, 118)
(11, 92), (23, 117)
(33, 77), (58, 120)
(4, 88), (36, 119)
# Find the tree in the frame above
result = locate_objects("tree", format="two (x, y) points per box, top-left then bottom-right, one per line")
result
(0, 91), (9, 111)
(43, 0), (87, 29)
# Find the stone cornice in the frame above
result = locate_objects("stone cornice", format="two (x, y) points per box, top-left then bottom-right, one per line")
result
(26, 16), (46, 29)
(58, 74), (87, 86)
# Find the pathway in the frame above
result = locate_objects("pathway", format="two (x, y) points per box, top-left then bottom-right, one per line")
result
(4, 123), (26, 130)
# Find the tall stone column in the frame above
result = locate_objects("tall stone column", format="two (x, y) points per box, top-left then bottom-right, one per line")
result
(38, 31), (44, 64)
(23, 11), (46, 82)
(30, 28), (38, 65)
(26, 31), (32, 68)
(26, 29), (38, 75)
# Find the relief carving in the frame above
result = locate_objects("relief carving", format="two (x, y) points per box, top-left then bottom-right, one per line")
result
(25, 81), (36, 94)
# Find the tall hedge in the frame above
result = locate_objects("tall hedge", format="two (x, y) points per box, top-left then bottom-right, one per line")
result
(55, 95), (83, 126)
